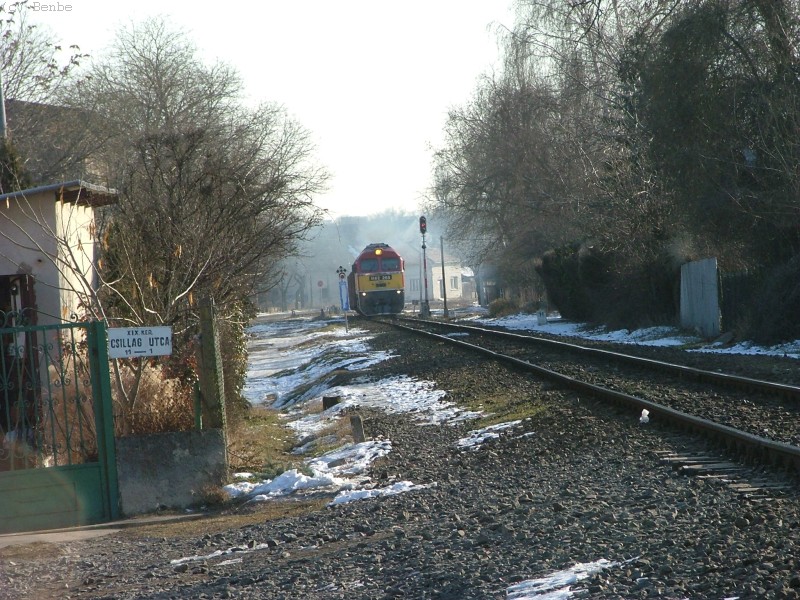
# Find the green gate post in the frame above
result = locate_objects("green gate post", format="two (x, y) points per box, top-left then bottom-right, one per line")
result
(88, 320), (120, 521)
(198, 297), (227, 433)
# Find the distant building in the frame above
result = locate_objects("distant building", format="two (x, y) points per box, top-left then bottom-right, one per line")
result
(392, 240), (476, 310)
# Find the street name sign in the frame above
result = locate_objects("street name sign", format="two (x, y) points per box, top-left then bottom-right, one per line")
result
(107, 326), (173, 359)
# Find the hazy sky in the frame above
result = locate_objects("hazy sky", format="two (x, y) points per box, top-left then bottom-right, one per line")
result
(26, 1), (515, 217)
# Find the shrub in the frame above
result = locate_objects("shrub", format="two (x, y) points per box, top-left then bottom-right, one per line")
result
(536, 239), (680, 329)
(218, 300), (255, 428)
(488, 298), (520, 317)
(535, 242), (600, 321)
(114, 363), (195, 435)
(747, 256), (800, 344)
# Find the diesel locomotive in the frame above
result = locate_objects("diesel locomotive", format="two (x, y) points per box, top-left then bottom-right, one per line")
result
(347, 243), (405, 315)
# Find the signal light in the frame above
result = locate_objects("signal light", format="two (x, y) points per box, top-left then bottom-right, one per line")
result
(419, 216), (427, 234)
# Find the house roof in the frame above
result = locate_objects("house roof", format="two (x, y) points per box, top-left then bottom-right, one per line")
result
(0, 180), (118, 207)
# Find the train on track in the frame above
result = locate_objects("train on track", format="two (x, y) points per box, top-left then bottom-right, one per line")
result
(348, 243), (405, 316)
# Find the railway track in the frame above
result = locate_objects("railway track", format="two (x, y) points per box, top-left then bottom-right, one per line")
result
(373, 315), (800, 483)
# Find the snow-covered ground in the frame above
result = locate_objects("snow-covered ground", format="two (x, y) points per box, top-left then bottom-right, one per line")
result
(232, 318), (484, 507)
(211, 310), (797, 597)
(472, 312), (800, 358)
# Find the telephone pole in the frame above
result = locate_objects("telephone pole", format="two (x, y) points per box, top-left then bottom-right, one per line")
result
(440, 236), (448, 318)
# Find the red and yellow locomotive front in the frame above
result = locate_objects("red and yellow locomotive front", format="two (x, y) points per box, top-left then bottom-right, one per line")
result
(348, 243), (405, 315)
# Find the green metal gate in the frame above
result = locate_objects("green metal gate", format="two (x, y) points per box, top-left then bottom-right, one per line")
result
(0, 316), (118, 534)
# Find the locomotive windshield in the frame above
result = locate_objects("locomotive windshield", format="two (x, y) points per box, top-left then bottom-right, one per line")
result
(359, 259), (379, 272)
(381, 258), (401, 271)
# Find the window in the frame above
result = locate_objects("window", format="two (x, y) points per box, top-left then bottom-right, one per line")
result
(359, 259), (379, 272)
(381, 258), (400, 271)
(450, 276), (459, 290)
(409, 278), (420, 292)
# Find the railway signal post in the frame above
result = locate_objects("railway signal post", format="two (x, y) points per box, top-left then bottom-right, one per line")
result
(336, 266), (349, 332)
(419, 216), (431, 318)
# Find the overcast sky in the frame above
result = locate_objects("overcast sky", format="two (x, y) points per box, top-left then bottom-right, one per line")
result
(26, 1), (516, 217)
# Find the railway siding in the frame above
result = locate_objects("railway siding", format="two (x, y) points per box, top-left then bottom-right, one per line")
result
(3, 316), (800, 599)
(390, 317), (800, 457)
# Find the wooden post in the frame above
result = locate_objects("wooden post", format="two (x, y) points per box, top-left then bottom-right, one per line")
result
(350, 414), (366, 443)
(323, 396), (340, 410)
(198, 297), (227, 433)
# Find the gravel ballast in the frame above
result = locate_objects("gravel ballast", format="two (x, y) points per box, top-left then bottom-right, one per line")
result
(1, 318), (799, 599)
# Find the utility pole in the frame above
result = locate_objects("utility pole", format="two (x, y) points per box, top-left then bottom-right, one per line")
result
(0, 69), (7, 140)
(440, 236), (448, 318)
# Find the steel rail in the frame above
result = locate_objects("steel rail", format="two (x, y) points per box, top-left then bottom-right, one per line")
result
(397, 316), (800, 401)
(385, 319), (800, 473)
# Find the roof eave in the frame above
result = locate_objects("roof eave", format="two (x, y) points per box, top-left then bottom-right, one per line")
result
(0, 180), (118, 207)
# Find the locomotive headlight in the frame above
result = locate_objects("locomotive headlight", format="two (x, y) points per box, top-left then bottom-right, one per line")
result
(361, 292), (367, 296)
(375, 248), (382, 255)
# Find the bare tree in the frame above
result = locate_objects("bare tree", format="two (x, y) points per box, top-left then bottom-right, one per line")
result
(53, 18), (329, 426)
(429, 70), (585, 297)
(0, 1), (91, 184)
(426, 0), (695, 320)
(617, 0), (800, 266)
(67, 18), (329, 316)
(0, 1), (86, 101)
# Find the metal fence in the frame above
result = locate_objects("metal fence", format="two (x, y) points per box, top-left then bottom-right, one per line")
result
(0, 311), (99, 470)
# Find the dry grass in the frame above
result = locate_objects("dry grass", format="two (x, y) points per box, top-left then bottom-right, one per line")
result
(0, 541), (67, 560)
(308, 416), (358, 451)
(464, 389), (549, 428)
(225, 401), (359, 482)
(115, 364), (194, 435)
(226, 398), (363, 471)
(30, 354), (98, 467)
(42, 349), (195, 447)
(226, 405), (302, 475)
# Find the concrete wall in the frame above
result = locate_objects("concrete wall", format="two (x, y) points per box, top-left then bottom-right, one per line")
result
(116, 429), (228, 516)
(680, 257), (721, 338)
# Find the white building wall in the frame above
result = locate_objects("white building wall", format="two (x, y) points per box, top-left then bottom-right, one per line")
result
(55, 200), (96, 322)
(0, 191), (60, 322)
(0, 191), (99, 325)
(432, 263), (463, 301)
